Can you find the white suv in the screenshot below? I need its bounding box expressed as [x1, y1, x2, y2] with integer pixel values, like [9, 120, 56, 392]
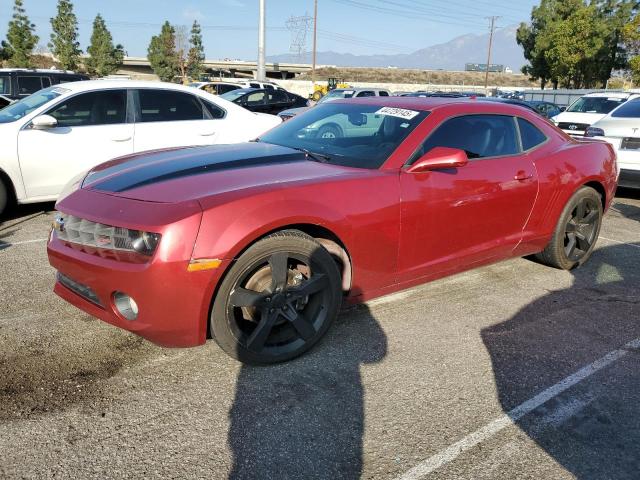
[586, 98, 640, 189]
[551, 92, 640, 137]
[0, 80, 281, 215]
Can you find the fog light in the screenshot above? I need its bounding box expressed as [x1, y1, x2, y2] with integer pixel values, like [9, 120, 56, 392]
[113, 291, 138, 321]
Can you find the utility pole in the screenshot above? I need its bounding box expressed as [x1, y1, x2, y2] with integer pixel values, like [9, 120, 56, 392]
[257, 0, 266, 81]
[312, 0, 318, 86]
[484, 16, 500, 93]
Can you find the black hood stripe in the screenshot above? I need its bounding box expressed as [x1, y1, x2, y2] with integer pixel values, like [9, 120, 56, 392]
[96, 154, 305, 193]
[86, 143, 306, 193]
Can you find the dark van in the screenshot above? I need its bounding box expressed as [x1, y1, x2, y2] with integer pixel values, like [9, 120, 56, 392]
[0, 69, 89, 108]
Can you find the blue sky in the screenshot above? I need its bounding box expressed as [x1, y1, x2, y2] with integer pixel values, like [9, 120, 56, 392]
[0, 0, 539, 60]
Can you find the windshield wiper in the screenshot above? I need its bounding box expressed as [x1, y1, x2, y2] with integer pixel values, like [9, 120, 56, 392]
[291, 147, 332, 163]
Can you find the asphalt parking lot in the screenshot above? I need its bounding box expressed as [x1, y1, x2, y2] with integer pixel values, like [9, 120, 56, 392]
[1, 191, 639, 480]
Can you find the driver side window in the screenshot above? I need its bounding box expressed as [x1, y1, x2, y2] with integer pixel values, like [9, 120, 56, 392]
[413, 114, 519, 162]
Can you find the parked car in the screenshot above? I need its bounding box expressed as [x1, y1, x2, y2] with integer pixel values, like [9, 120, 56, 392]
[586, 97, 640, 189]
[0, 80, 281, 216]
[528, 100, 563, 119]
[220, 88, 309, 115]
[189, 81, 242, 95]
[0, 68, 89, 108]
[278, 88, 391, 120]
[237, 80, 287, 91]
[481, 97, 541, 115]
[48, 97, 617, 364]
[551, 92, 639, 137]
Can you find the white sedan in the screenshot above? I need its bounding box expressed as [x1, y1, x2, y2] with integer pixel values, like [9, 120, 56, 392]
[0, 80, 281, 215]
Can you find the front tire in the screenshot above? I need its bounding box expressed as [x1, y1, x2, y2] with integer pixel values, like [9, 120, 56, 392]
[317, 123, 343, 139]
[210, 230, 342, 364]
[536, 186, 603, 270]
[0, 180, 8, 217]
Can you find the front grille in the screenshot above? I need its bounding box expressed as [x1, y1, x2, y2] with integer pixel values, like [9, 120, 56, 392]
[57, 272, 103, 307]
[56, 215, 137, 251]
[621, 137, 640, 150]
[558, 122, 590, 133]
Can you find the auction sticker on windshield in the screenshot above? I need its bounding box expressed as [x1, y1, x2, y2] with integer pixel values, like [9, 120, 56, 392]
[375, 107, 419, 120]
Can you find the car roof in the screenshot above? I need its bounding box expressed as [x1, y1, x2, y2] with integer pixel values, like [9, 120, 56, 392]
[50, 79, 212, 93]
[582, 92, 638, 98]
[331, 96, 540, 113]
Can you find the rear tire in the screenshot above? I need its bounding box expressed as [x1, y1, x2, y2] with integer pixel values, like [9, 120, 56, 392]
[536, 186, 603, 270]
[317, 123, 343, 139]
[210, 230, 342, 364]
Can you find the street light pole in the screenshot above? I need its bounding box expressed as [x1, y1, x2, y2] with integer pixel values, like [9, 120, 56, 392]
[312, 0, 318, 86]
[257, 0, 266, 81]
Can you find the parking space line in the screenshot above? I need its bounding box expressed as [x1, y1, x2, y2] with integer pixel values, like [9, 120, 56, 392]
[0, 238, 48, 250]
[599, 236, 640, 250]
[395, 337, 640, 480]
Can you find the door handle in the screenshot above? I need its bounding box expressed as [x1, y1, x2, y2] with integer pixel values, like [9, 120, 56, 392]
[199, 131, 216, 137]
[514, 171, 533, 181]
[111, 136, 132, 142]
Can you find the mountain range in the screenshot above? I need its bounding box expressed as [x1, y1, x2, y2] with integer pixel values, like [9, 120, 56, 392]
[267, 25, 527, 71]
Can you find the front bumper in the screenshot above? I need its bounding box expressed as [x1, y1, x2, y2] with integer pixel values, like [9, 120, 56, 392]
[48, 233, 230, 347]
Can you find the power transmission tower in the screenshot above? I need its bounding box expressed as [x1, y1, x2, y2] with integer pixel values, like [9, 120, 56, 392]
[285, 13, 313, 61]
[484, 16, 500, 92]
[312, 0, 318, 85]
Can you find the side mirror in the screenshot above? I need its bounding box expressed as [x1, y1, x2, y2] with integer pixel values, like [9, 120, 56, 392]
[348, 113, 367, 126]
[406, 147, 468, 173]
[31, 114, 58, 129]
[559, 106, 566, 112]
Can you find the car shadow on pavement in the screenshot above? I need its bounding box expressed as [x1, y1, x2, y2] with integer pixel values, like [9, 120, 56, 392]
[482, 242, 640, 478]
[227, 303, 387, 480]
[0, 202, 55, 227]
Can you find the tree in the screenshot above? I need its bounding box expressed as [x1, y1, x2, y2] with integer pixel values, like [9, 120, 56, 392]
[2, 0, 39, 68]
[623, 13, 640, 84]
[517, 0, 634, 89]
[49, 0, 81, 70]
[543, 5, 607, 88]
[175, 25, 189, 83]
[148, 21, 179, 82]
[86, 14, 124, 77]
[187, 20, 205, 80]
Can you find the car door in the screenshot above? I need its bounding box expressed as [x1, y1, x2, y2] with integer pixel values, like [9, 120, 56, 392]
[397, 114, 539, 282]
[241, 91, 269, 113]
[17, 88, 133, 198]
[268, 90, 291, 114]
[132, 88, 226, 152]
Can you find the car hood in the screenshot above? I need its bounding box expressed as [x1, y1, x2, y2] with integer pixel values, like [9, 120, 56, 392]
[553, 111, 607, 125]
[82, 142, 362, 204]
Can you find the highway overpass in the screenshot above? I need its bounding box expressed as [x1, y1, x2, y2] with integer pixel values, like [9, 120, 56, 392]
[118, 57, 314, 80]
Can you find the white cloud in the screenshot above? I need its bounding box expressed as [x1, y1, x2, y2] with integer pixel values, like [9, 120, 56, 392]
[182, 7, 205, 22]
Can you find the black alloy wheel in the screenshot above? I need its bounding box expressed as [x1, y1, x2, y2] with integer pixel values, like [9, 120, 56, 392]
[211, 230, 342, 364]
[563, 196, 600, 262]
[536, 186, 603, 270]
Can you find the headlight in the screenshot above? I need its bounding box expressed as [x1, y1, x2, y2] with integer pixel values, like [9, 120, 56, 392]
[585, 127, 605, 138]
[53, 213, 162, 257]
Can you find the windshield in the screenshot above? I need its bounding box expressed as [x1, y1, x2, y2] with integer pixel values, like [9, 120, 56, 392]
[566, 96, 627, 114]
[0, 87, 65, 124]
[317, 90, 356, 104]
[611, 98, 640, 118]
[220, 90, 248, 102]
[259, 103, 429, 169]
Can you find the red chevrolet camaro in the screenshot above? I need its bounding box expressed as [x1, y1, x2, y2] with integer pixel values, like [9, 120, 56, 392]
[47, 97, 617, 363]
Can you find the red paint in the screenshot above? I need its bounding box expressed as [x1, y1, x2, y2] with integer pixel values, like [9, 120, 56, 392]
[48, 98, 618, 347]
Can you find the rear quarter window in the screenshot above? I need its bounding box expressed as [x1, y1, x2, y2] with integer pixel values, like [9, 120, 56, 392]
[518, 118, 547, 151]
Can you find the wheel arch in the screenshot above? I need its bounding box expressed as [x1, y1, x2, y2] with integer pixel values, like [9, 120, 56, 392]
[0, 167, 17, 207]
[583, 180, 606, 210]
